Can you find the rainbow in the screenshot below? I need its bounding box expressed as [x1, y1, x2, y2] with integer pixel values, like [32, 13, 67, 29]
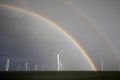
[65, 0, 120, 60]
[0, 3, 97, 70]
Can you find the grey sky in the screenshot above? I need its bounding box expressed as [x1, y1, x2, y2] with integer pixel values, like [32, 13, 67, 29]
[0, 0, 120, 71]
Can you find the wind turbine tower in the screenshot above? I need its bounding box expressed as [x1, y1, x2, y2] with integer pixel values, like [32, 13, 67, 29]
[5, 57, 10, 71]
[57, 49, 63, 71]
[35, 64, 38, 71]
[42, 65, 44, 71]
[59, 60, 64, 70]
[18, 65, 21, 71]
[101, 61, 104, 71]
[25, 62, 28, 71]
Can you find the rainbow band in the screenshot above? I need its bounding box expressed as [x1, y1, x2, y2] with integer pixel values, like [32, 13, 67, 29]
[0, 3, 97, 70]
[65, 0, 120, 60]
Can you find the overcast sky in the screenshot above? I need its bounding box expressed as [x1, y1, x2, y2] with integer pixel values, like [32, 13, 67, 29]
[0, 0, 120, 71]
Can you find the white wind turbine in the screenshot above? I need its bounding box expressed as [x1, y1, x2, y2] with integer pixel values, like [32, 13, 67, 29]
[57, 49, 63, 71]
[5, 57, 10, 71]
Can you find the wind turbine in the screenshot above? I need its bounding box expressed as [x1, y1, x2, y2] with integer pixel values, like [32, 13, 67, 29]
[35, 64, 38, 71]
[25, 62, 28, 71]
[42, 65, 44, 71]
[101, 61, 104, 71]
[57, 49, 63, 71]
[18, 65, 21, 71]
[59, 60, 64, 70]
[5, 57, 10, 71]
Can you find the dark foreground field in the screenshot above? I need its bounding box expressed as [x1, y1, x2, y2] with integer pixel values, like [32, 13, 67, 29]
[0, 71, 120, 80]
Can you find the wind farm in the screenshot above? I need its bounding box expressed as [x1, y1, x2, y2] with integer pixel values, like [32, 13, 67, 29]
[0, 0, 120, 79]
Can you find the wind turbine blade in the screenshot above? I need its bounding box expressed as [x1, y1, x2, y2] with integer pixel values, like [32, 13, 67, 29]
[58, 49, 63, 55]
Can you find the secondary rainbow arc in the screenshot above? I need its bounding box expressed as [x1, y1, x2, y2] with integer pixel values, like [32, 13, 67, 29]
[65, 0, 120, 60]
